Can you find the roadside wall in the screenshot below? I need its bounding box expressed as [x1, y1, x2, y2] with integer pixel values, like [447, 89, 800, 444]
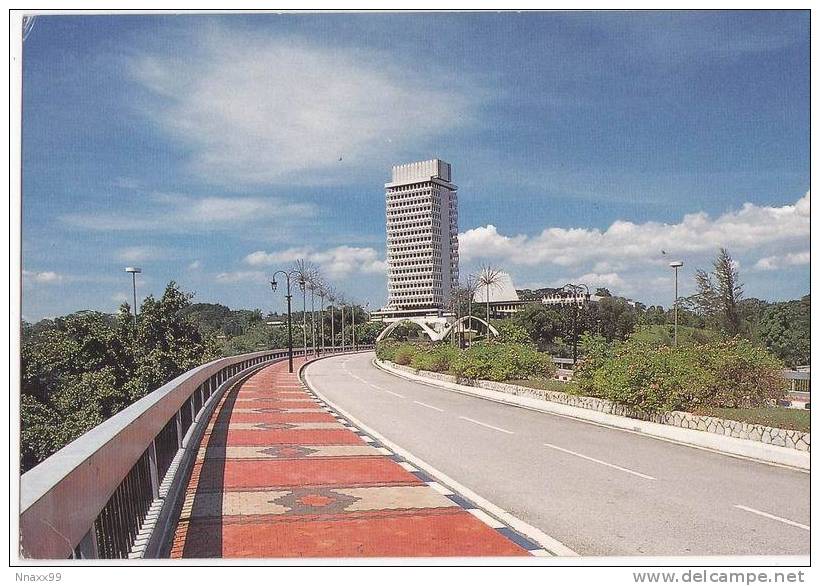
[378, 360, 810, 453]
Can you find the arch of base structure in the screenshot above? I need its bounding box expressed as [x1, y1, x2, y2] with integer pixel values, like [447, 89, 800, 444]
[375, 318, 444, 342]
[439, 315, 499, 341]
[375, 315, 499, 343]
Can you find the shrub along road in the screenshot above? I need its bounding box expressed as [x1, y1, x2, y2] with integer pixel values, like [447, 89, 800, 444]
[304, 352, 809, 557]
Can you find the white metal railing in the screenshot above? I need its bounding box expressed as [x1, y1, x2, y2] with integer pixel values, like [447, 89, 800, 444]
[19, 344, 377, 560]
[19, 347, 303, 559]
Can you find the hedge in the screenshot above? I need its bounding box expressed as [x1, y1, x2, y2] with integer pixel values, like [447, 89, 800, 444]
[574, 335, 786, 412]
[375, 340, 556, 381]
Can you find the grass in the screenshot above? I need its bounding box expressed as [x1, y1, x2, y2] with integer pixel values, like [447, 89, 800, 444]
[692, 406, 810, 433]
[507, 378, 580, 395]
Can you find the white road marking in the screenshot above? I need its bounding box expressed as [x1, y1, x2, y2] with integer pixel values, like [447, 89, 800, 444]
[468, 508, 505, 528]
[428, 481, 454, 496]
[459, 416, 514, 435]
[413, 400, 444, 412]
[384, 389, 406, 398]
[303, 366, 576, 556]
[543, 442, 656, 480]
[734, 505, 809, 531]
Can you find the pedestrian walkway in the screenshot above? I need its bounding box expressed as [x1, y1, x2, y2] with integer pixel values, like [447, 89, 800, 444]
[169, 357, 539, 558]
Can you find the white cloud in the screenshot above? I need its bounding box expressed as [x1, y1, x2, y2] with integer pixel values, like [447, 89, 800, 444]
[460, 192, 810, 268]
[61, 192, 314, 232]
[187, 260, 202, 270]
[115, 245, 170, 262]
[22, 270, 63, 284]
[754, 251, 810, 271]
[130, 26, 477, 185]
[244, 246, 387, 278]
[215, 270, 267, 284]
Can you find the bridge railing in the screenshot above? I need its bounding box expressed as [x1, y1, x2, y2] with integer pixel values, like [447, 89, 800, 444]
[19, 345, 375, 560]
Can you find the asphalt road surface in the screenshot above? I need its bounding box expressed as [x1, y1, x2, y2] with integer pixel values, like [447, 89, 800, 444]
[304, 352, 810, 557]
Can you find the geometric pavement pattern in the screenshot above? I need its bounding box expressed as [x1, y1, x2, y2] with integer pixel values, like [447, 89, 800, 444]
[169, 356, 549, 557]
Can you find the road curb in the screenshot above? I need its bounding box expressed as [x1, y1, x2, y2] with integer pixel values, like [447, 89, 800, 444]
[373, 359, 810, 472]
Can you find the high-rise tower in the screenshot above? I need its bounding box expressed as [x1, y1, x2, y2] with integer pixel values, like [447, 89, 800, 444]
[384, 159, 459, 312]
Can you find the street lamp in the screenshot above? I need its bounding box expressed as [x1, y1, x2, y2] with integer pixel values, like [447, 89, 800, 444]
[669, 261, 684, 347]
[560, 283, 589, 366]
[351, 299, 357, 351]
[124, 267, 142, 328]
[271, 270, 296, 373]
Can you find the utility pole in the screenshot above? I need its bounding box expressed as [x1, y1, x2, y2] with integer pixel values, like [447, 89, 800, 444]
[669, 261, 684, 347]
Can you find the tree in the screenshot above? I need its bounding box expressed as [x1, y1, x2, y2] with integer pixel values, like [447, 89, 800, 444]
[691, 248, 743, 335]
[494, 320, 530, 344]
[20, 282, 218, 472]
[476, 265, 503, 329]
[758, 295, 810, 367]
[511, 304, 564, 350]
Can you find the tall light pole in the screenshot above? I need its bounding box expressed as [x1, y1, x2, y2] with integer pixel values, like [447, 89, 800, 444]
[328, 290, 336, 353]
[124, 267, 142, 328]
[318, 285, 327, 356]
[669, 261, 684, 347]
[271, 270, 296, 373]
[561, 283, 589, 365]
[340, 298, 346, 353]
[351, 300, 357, 351]
[308, 280, 317, 357]
[298, 275, 308, 358]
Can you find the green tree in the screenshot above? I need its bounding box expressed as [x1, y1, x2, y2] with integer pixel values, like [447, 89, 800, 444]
[493, 320, 531, 344]
[511, 304, 564, 350]
[758, 295, 810, 367]
[691, 248, 743, 335]
[20, 282, 219, 472]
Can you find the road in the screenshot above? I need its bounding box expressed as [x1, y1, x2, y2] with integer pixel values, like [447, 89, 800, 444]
[304, 352, 810, 557]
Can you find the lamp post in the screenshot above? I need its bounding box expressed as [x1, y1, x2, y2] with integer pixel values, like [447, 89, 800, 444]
[561, 283, 589, 365]
[318, 285, 327, 356]
[340, 298, 346, 353]
[669, 261, 684, 347]
[351, 300, 357, 351]
[297, 274, 308, 359]
[271, 270, 296, 373]
[328, 291, 336, 353]
[308, 280, 317, 357]
[124, 267, 142, 328]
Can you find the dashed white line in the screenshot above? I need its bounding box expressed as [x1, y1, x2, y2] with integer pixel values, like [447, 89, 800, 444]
[543, 443, 656, 480]
[459, 416, 514, 435]
[383, 389, 406, 398]
[734, 505, 809, 531]
[413, 400, 444, 412]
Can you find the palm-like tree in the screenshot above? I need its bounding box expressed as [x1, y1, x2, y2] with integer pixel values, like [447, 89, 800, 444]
[316, 281, 328, 354]
[336, 293, 347, 351]
[292, 259, 317, 357]
[462, 275, 480, 344]
[476, 264, 503, 337]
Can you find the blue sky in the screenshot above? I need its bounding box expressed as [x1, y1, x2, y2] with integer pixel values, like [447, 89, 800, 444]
[21, 11, 809, 321]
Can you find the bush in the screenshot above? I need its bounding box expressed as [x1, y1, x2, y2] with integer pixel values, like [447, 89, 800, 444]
[410, 344, 459, 373]
[575, 337, 786, 412]
[450, 342, 556, 382]
[392, 343, 418, 366]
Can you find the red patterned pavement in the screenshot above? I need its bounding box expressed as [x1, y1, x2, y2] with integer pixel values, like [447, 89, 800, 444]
[169, 357, 534, 558]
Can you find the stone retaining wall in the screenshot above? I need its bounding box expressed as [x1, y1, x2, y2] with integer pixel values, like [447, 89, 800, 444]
[379, 360, 810, 453]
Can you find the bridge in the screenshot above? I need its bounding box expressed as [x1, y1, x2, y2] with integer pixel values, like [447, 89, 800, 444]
[19, 347, 810, 559]
[19, 346, 542, 559]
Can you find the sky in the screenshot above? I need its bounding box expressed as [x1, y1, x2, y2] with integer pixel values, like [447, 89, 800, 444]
[20, 11, 810, 321]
